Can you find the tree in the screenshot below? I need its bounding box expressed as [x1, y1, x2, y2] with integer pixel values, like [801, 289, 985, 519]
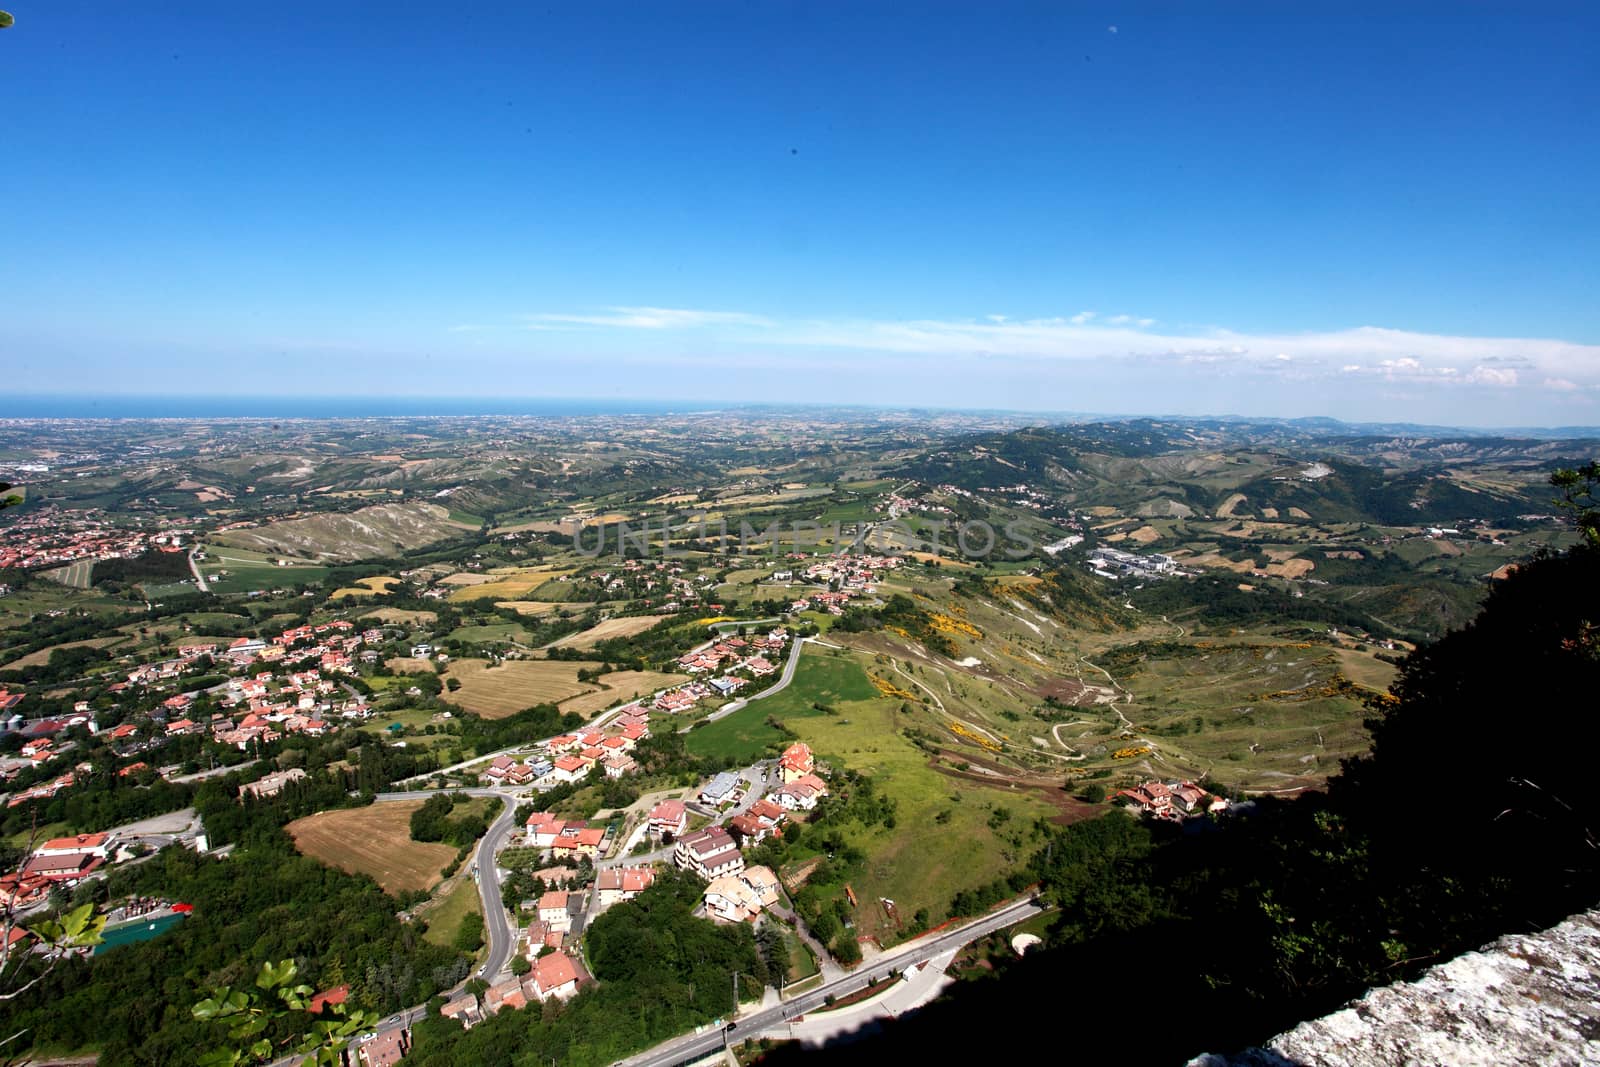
[0, 902, 105, 1003]
[191, 958, 377, 1067]
[510, 954, 531, 977]
[1551, 460, 1600, 546]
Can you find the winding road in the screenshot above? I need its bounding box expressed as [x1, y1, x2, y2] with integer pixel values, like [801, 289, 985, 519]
[372, 787, 520, 980]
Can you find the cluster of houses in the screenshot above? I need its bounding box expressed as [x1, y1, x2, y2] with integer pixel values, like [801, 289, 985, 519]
[655, 628, 788, 711]
[523, 811, 610, 861]
[0, 832, 116, 908]
[879, 490, 956, 521]
[788, 589, 856, 615]
[0, 506, 194, 571]
[442, 949, 585, 1028]
[1, 620, 392, 814]
[798, 553, 899, 591]
[483, 712, 651, 788]
[1116, 779, 1229, 820]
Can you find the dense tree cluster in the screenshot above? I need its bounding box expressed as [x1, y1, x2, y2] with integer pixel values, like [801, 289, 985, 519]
[408, 792, 489, 847]
[0, 835, 466, 1065]
[408, 870, 763, 1067]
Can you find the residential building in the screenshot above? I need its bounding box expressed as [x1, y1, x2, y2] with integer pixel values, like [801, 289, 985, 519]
[699, 771, 740, 805]
[675, 827, 744, 879]
[347, 1027, 410, 1067]
[594, 866, 655, 910]
[239, 767, 308, 800]
[538, 890, 572, 932]
[647, 799, 688, 838]
[529, 950, 579, 1001]
[778, 741, 814, 782]
[34, 832, 113, 859]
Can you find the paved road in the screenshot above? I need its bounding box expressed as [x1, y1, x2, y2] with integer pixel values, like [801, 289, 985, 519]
[373, 787, 520, 980]
[619, 896, 1043, 1067]
[188, 548, 209, 593]
[680, 635, 810, 734]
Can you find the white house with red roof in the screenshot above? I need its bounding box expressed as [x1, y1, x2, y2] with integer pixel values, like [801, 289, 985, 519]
[778, 742, 814, 783]
[529, 951, 579, 1001]
[537, 890, 571, 931]
[34, 832, 113, 859]
[647, 799, 688, 838]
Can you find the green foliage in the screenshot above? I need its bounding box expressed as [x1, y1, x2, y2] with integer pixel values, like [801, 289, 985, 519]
[1551, 459, 1600, 546]
[0, 834, 467, 1063]
[409, 792, 489, 847]
[192, 958, 378, 1066]
[451, 911, 485, 954]
[409, 869, 763, 1067]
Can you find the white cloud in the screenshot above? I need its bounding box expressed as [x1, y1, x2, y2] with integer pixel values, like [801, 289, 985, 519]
[1466, 366, 1518, 387]
[524, 306, 774, 331]
[507, 304, 1600, 399]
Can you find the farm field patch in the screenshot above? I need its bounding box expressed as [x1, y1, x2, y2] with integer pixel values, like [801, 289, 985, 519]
[557, 669, 688, 718]
[286, 801, 459, 895]
[446, 566, 576, 602]
[330, 575, 400, 599]
[362, 607, 438, 626]
[0, 636, 127, 671]
[443, 657, 604, 718]
[544, 614, 671, 650]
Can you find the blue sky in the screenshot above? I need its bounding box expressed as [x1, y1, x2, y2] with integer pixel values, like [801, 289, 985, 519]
[3, 2, 1597, 425]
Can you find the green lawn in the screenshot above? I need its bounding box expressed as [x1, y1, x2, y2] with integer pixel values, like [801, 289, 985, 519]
[199, 544, 330, 593]
[684, 652, 878, 763]
[692, 645, 1053, 947]
[420, 875, 482, 950]
[448, 622, 532, 644]
[786, 682, 1054, 946]
[775, 919, 819, 982]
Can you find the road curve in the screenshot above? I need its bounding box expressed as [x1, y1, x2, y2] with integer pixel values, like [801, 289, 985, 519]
[679, 634, 811, 734]
[372, 788, 520, 981]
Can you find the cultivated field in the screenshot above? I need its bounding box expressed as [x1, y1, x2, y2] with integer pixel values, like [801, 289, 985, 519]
[544, 614, 671, 650]
[557, 669, 688, 718]
[493, 601, 572, 616]
[41, 560, 95, 589]
[330, 575, 401, 599]
[286, 801, 459, 895]
[444, 657, 605, 718]
[0, 636, 127, 671]
[198, 544, 331, 593]
[446, 566, 575, 603]
[362, 607, 438, 625]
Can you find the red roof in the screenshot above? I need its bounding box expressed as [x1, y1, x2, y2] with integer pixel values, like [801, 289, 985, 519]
[308, 985, 349, 1014]
[38, 832, 108, 853]
[533, 951, 578, 994]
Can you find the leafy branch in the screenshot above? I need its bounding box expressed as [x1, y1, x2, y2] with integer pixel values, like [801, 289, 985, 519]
[192, 959, 378, 1067]
[0, 902, 106, 1003]
[1551, 460, 1600, 547]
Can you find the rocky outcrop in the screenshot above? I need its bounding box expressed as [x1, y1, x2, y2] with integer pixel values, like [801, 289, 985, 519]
[1191, 910, 1600, 1067]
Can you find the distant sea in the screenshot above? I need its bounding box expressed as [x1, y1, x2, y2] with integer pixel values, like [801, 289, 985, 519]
[2, 395, 732, 419]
